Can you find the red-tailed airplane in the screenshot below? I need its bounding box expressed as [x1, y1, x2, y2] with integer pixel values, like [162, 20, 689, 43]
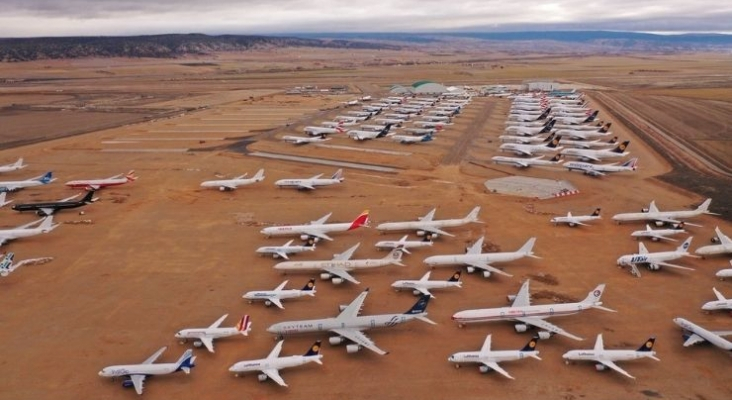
[65, 171, 137, 190]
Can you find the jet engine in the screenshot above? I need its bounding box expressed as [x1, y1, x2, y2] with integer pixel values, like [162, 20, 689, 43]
[537, 331, 552, 340]
[331, 277, 344, 285]
[482, 271, 491, 278]
[319, 273, 332, 281]
[654, 221, 665, 227]
[258, 373, 269, 382]
[412, 290, 421, 296]
[346, 344, 361, 353]
[264, 300, 273, 307]
[514, 324, 528, 333]
[329, 336, 346, 345]
[301, 235, 319, 244]
[595, 364, 607, 372]
[466, 266, 476, 274]
[479, 365, 491, 373]
[193, 341, 203, 348]
[122, 380, 135, 388]
[641, 208, 649, 213]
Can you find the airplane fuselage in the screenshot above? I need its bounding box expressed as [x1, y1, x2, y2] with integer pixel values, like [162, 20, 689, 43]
[673, 317, 732, 351]
[424, 252, 525, 268]
[391, 280, 460, 291]
[616, 251, 686, 266]
[274, 178, 340, 189]
[695, 244, 732, 257]
[274, 257, 398, 272]
[229, 355, 322, 374]
[612, 210, 704, 224]
[243, 289, 312, 302]
[267, 313, 423, 336]
[0, 180, 45, 191]
[66, 178, 129, 189]
[374, 240, 433, 251]
[562, 350, 656, 363]
[200, 178, 259, 189]
[561, 148, 627, 160]
[376, 218, 470, 234]
[260, 222, 352, 238]
[449, 350, 539, 364]
[98, 362, 181, 378]
[630, 228, 686, 241]
[564, 161, 633, 174]
[255, 245, 314, 257]
[452, 302, 598, 325]
[701, 299, 732, 311]
[492, 156, 560, 168]
[11, 200, 86, 213]
[175, 327, 242, 341]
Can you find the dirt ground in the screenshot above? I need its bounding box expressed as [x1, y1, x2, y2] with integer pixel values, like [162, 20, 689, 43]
[0, 51, 730, 400]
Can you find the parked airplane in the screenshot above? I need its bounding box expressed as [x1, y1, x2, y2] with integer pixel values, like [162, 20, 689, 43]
[550, 208, 601, 227]
[228, 340, 323, 386]
[0, 172, 54, 192]
[273, 243, 403, 285]
[631, 224, 687, 242]
[701, 287, 732, 313]
[556, 122, 612, 140]
[256, 239, 316, 259]
[404, 127, 440, 136]
[564, 158, 638, 176]
[554, 110, 599, 125]
[448, 335, 541, 379]
[562, 334, 659, 379]
[347, 125, 393, 141]
[616, 237, 697, 277]
[0, 216, 58, 246]
[0, 158, 27, 173]
[451, 280, 615, 340]
[11, 190, 97, 216]
[175, 315, 251, 353]
[274, 169, 344, 190]
[491, 154, 562, 168]
[375, 206, 481, 240]
[695, 227, 732, 258]
[390, 132, 433, 144]
[716, 260, 732, 280]
[243, 279, 316, 309]
[391, 270, 462, 297]
[499, 134, 563, 157]
[0, 252, 53, 277]
[98, 347, 195, 395]
[560, 136, 617, 149]
[561, 141, 630, 162]
[424, 237, 538, 278]
[266, 288, 435, 355]
[413, 120, 450, 128]
[504, 120, 555, 136]
[0, 193, 12, 208]
[612, 198, 716, 227]
[260, 210, 369, 243]
[672, 317, 732, 351]
[282, 134, 330, 145]
[374, 234, 433, 254]
[66, 171, 136, 190]
[200, 169, 264, 191]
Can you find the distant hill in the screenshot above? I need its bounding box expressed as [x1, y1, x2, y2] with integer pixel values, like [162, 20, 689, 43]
[0, 34, 401, 62]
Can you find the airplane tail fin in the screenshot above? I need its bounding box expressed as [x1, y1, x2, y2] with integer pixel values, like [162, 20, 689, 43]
[608, 136, 618, 144]
[535, 108, 550, 121]
[549, 154, 562, 162]
[336, 126, 345, 134]
[331, 168, 344, 181]
[302, 278, 317, 293]
[175, 349, 196, 374]
[405, 294, 431, 315]
[125, 170, 138, 182]
[599, 122, 612, 133]
[621, 158, 638, 170]
[637, 337, 656, 352]
[253, 169, 265, 181]
[539, 119, 555, 133]
[697, 198, 713, 213]
[304, 341, 323, 362]
[236, 315, 252, 336]
[465, 206, 481, 222]
[14, 158, 25, 168]
[518, 237, 539, 258]
[591, 208, 601, 217]
[581, 284, 615, 312]
[546, 136, 562, 149]
[583, 110, 599, 122]
[542, 132, 556, 143]
[448, 270, 462, 283]
[385, 248, 404, 266]
[347, 210, 370, 231]
[611, 141, 630, 154]
[81, 190, 96, 204]
[38, 172, 54, 184]
[677, 236, 693, 253]
[423, 133, 433, 142]
[520, 336, 541, 359]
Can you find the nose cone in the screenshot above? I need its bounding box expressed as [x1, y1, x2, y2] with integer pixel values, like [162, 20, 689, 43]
[701, 302, 716, 311]
[447, 355, 456, 362]
[174, 332, 183, 338]
[616, 257, 625, 266]
[266, 325, 277, 334]
[98, 369, 107, 377]
[561, 352, 570, 359]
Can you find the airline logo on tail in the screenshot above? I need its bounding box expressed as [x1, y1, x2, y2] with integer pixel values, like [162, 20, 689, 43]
[236, 315, 251, 334]
[348, 210, 370, 231]
[639, 338, 656, 352]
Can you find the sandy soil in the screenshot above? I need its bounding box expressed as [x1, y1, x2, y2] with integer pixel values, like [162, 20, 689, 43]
[0, 52, 730, 400]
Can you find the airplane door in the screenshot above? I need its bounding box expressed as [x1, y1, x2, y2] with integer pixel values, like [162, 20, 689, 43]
[318, 323, 323, 330]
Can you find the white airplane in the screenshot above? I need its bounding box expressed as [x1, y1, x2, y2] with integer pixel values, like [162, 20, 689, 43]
[273, 243, 403, 285]
[560, 140, 630, 162]
[256, 239, 316, 259]
[562, 334, 659, 379]
[424, 237, 539, 279]
[0, 158, 27, 173]
[413, 120, 450, 128]
[553, 110, 599, 125]
[0, 192, 12, 208]
[243, 279, 316, 309]
[65, 171, 136, 190]
[672, 317, 732, 351]
[403, 127, 440, 135]
[260, 210, 369, 243]
[0, 172, 54, 192]
[0, 252, 53, 277]
[321, 121, 355, 128]
[266, 288, 435, 355]
[346, 125, 393, 141]
[282, 134, 330, 145]
[560, 136, 618, 149]
[451, 280, 615, 340]
[716, 260, 732, 280]
[390, 132, 433, 144]
[374, 234, 433, 254]
[200, 169, 264, 191]
[274, 169, 344, 190]
[702, 287, 732, 312]
[564, 158, 638, 177]
[551, 208, 601, 227]
[498, 134, 563, 157]
[448, 335, 541, 379]
[374, 118, 404, 126]
[695, 227, 732, 258]
[174, 315, 251, 353]
[375, 206, 481, 240]
[303, 126, 344, 136]
[504, 120, 555, 136]
[616, 237, 697, 277]
[391, 270, 462, 298]
[228, 340, 323, 387]
[556, 123, 612, 140]
[0, 216, 59, 246]
[98, 347, 195, 395]
[631, 224, 687, 242]
[491, 154, 563, 168]
[612, 198, 716, 227]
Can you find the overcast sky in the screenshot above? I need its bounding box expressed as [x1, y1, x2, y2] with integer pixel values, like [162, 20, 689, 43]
[2, 1, 730, 37]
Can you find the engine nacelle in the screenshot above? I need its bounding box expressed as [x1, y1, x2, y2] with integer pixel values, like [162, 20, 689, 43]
[712, 237, 721, 244]
[412, 290, 421, 296]
[193, 341, 203, 348]
[648, 264, 660, 271]
[346, 344, 361, 353]
[482, 271, 492, 278]
[479, 365, 491, 374]
[329, 336, 346, 345]
[568, 222, 577, 227]
[595, 364, 607, 372]
[320, 272, 332, 281]
[301, 235, 320, 244]
[466, 266, 476, 274]
[258, 373, 268, 382]
[122, 380, 134, 388]
[416, 230, 426, 237]
[331, 277, 344, 285]
[641, 208, 649, 213]
[514, 324, 528, 333]
[537, 331, 552, 340]
[654, 221, 665, 227]
[507, 295, 517, 302]
[264, 300, 272, 307]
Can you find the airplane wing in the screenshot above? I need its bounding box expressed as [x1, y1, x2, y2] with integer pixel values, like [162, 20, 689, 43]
[415, 287, 433, 297]
[308, 173, 324, 180]
[682, 333, 706, 347]
[467, 237, 485, 255]
[298, 183, 316, 190]
[130, 374, 147, 395]
[597, 359, 635, 379]
[465, 260, 513, 277]
[310, 213, 332, 225]
[419, 226, 455, 237]
[300, 229, 333, 241]
[220, 184, 237, 190]
[482, 361, 514, 380]
[419, 208, 437, 222]
[267, 340, 285, 359]
[199, 337, 215, 353]
[276, 251, 289, 260]
[322, 267, 360, 284]
[261, 369, 288, 387]
[479, 335, 492, 354]
[653, 261, 695, 271]
[333, 243, 360, 261]
[330, 328, 388, 355]
[38, 208, 55, 216]
[514, 317, 583, 341]
[571, 220, 590, 226]
[270, 298, 285, 309]
[106, 173, 124, 180]
[86, 184, 101, 190]
[59, 193, 81, 202]
[579, 154, 601, 162]
[651, 234, 677, 242]
[511, 281, 532, 307]
[208, 314, 228, 329]
[142, 346, 167, 364]
[336, 290, 369, 319]
[513, 148, 535, 157]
